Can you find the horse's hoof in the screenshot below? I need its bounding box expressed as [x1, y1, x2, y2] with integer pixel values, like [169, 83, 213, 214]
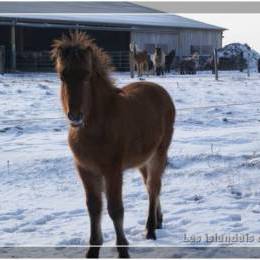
[86, 247, 100, 258]
[157, 222, 163, 229]
[118, 247, 130, 258]
[157, 215, 163, 229]
[146, 230, 157, 240]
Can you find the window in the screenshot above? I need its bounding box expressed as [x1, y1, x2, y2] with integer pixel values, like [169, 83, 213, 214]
[145, 44, 169, 54]
[157, 44, 168, 54]
[191, 45, 200, 55]
[201, 45, 213, 55]
[144, 44, 155, 54]
[191, 45, 213, 55]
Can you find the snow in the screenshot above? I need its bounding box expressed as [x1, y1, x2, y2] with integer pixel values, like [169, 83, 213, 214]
[1, 71, 260, 257]
[218, 43, 260, 70]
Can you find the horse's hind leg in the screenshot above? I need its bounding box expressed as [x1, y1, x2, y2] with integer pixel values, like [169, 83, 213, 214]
[140, 165, 163, 231]
[141, 150, 167, 240]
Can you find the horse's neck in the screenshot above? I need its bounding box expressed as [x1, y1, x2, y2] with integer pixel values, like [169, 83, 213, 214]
[88, 73, 115, 122]
[133, 45, 137, 56]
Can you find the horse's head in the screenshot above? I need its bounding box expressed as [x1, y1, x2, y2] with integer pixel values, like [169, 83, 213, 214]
[155, 47, 160, 54]
[191, 52, 199, 60]
[51, 32, 93, 128]
[129, 42, 136, 53]
[169, 49, 176, 57]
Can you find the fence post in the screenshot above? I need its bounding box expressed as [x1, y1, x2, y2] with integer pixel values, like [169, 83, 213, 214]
[0, 46, 5, 74]
[247, 52, 250, 77]
[213, 48, 219, 80]
[11, 20, 16, 72]
[129, 51, 134, 78]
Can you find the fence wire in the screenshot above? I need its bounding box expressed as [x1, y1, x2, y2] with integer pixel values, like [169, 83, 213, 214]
[1, 100, 260, 126]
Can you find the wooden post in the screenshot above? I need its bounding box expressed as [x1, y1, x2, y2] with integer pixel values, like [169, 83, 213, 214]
[11, 20, 16, 72]
[129, 43, 134, 78]
[213, 48, 218, 80]
[0, 46, 5, 74]
[247, 52, 250, 77]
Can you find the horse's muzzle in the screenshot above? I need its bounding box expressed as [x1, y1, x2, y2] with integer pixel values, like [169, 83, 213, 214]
[69, 119, 84, 128]
[67, 112, 84, 128]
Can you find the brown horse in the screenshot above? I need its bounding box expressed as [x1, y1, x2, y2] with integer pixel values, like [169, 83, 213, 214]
[51, 32, 175, 258]
[129, 43, 148, 78]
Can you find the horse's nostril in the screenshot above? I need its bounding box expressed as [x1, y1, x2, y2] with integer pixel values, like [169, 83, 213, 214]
[67, 112, 73, 121]
[68, 112, 83, 122]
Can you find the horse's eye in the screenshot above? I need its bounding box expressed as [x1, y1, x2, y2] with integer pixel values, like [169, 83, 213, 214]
[60, 71, 69, 81]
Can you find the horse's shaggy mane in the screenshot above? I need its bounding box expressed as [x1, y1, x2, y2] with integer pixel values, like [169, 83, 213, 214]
[51, 31, 114, 74]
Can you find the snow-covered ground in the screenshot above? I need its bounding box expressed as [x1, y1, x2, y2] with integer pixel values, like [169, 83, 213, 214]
[1, 71, 260, 257]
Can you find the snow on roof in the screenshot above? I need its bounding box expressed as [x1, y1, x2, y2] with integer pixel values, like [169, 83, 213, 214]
[0, 13, 225, 31]
[0, 2, 159, 14]
[0, 2, 225, 31]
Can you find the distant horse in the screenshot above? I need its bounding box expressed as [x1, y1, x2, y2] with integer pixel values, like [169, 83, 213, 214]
[202, 54, 221, 73]
[151, 47, 166, 76]
[129, 42, 148, 78]
[202, 56, 214, 71]
[51, 32, 175, 258]
[179, 52, 199, 74]
[165, 50, 176, 73]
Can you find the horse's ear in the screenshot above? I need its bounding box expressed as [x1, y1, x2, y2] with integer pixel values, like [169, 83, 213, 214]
[86, 46, 93, 54]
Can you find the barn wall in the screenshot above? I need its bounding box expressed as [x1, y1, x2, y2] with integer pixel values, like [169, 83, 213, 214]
[131, 29, 222, 57]
[179, 29, 222, 57]
[131, 31, 179, 55]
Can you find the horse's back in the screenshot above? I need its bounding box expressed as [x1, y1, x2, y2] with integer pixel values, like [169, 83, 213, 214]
[120, 81, 175, 133]
[122, 82, 174, 112]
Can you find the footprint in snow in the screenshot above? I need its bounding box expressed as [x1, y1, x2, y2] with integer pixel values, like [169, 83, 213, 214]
[38, 84, 50, 90]
[186, 195, 204, 202]
[34, 214, 55, 225]
[228, 186, 242, 199]
[20, 227, 37, 233]
[2, 227, 19, 233]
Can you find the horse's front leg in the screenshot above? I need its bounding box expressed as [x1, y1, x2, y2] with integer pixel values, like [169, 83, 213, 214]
[137, 64, 141, 77]
[104, 172, 129, 258]
[77, 166, 103, 258]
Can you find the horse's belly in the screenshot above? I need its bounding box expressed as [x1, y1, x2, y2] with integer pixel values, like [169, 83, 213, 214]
[122, 151, 154, 169]
[122, 135, 161, 169]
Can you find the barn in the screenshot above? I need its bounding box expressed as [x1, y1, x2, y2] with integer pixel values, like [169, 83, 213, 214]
[0, 2, 225, 72]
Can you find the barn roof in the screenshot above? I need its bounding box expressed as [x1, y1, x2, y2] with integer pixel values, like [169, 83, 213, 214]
[0, 2, 225, 31]
[0, 2, 159, 14]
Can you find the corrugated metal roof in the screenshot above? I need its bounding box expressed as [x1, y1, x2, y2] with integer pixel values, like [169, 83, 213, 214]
[0, 2, 225, 31]
[0, 2, 160, 13]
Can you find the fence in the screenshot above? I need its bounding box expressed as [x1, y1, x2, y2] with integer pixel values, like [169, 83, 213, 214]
[16, 50, 130, 72]
[12, 49, 260, 78]
[108, 51, 129, 71]
[2, 100, 260, 126]
[16, 51, 53, 72]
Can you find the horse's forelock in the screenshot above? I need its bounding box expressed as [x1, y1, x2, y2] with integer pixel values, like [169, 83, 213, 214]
[52, 31, 113, 74]
[51, 31, 91, 60]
